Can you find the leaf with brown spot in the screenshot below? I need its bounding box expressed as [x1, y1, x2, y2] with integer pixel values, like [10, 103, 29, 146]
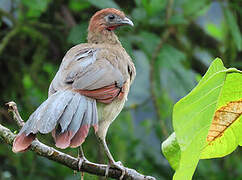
[201, 70, 242, 159]
[207, 100, 242, 142]
[162, 58, 242, 180]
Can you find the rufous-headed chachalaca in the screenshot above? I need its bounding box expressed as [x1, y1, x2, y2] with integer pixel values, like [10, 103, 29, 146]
[12, 8, 136, 179]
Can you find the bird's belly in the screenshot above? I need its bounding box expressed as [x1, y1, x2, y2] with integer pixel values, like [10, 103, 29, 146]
[96, 79, 130, 139]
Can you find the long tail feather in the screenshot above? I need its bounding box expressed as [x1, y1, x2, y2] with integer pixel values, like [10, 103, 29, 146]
[54, 96, 87, 148]
[12, 133, 36, 153]
[54, 130, 73, 149]
[58, 93, 81, 132]
[38, 90, 74, 134]
[70, 125, 90, 148]
[91, 100, 98, 132]
[69, 99, 93, 147]
[12, 90, 99, 153]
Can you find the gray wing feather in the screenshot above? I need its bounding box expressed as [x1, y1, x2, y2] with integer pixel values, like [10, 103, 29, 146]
[38, 90, 74, 134]
[91, 100, 98, 125]
[23, 91, 67, 135]
[67, 96, 87, 135]
[71, 59, 124, 90]
[50, 47, 125, 93]
[59, 93, 81, 133]
[81, 98, 93, 126]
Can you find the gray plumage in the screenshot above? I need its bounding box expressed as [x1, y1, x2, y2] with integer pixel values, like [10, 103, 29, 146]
[21, 90, 73, 135]
[71, 59, 124, 90]
[20, 90, 97, 140]
[58, 93, 82, 133]
[66, 95, 87, 135]
[39, 90, 74, 134]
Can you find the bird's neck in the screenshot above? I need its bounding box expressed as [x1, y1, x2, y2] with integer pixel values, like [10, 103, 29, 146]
[87, 30, 121, 45]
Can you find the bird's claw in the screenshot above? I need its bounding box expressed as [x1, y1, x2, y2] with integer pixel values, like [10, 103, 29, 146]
[105, 161, 126, 180]
[78, 156, 89, 171]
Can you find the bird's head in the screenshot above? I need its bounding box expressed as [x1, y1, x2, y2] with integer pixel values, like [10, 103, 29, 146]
[88, 8, 134, 33]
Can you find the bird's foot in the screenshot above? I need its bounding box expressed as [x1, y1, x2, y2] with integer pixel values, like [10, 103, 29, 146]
[105, 161, 126, 180]
[78, 156, 89, 171]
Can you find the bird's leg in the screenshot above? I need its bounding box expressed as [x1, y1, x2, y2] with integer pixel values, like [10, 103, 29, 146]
[99, 138, 126, 180]
[78, 146, 89, 171]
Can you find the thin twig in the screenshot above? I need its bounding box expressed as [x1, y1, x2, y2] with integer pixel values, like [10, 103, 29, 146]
[0, 27, 19, 56]
[166, 0, 174, 22]
[149, 30, 170, 137]
[60, 5, 76, 28]
[5, 101, 25, 127]
[27, 21, 65, 30]
[1, 102, 156, 180]
[149, 0, 175, 137]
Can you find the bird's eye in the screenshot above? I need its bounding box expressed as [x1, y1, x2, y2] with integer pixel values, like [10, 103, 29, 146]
[108, 14, 115, 20]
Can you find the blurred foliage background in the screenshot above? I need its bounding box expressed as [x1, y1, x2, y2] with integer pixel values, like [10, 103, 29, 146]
[0, 0, 242, 179]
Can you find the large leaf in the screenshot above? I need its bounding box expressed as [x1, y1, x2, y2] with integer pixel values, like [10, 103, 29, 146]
[162, 58, 242, 180]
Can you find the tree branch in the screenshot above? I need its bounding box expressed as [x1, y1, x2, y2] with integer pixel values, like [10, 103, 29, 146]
[0, 8, 17, 26]
[149, 0, 175, 137]
[149, 30, 170, 137]
[60, 5, 76, 28]
[0, 102, 156, 180]
[0, 27, 19, 56]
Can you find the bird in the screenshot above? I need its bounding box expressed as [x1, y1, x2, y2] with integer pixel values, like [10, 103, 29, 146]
[12, 8, 136, 179]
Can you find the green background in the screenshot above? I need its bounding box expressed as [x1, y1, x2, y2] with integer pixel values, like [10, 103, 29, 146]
[0, 0, 241, 179]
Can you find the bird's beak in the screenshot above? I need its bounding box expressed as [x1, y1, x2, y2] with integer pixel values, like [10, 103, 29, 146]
[120, 17, 134, 27]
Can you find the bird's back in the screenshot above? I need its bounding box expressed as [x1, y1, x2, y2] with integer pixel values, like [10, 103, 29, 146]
[49, 43, 135, 97]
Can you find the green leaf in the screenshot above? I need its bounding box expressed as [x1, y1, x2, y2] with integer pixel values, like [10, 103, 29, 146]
[182, 0, 210, 18]
[200, 71, 242, 158]
[22, 0, 50, 18]
[162, 58, 242, 180]
[142, 0, 167, 16]
[67, 23, 88, 44]
[205, 23, 223, 41]
[131, 7, 147, 23]
[23, 74, 33, 89]
[135, 31, 160, 57]
[161, 132, 181, 170]
[224, 8, 242, 51]
[158, 44, 185, 68]
[159, 44, 197, 99]
[134, 0, 142, 7]
[86, 0, 120, 9]
[68, 0, 90, 12]
[169, 14, 188, 25]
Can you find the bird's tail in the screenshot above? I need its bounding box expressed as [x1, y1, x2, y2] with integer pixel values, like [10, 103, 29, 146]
[12, 90, 98, 152]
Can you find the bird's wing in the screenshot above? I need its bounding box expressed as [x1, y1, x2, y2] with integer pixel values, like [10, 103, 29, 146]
[49, 47, 126, 103]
